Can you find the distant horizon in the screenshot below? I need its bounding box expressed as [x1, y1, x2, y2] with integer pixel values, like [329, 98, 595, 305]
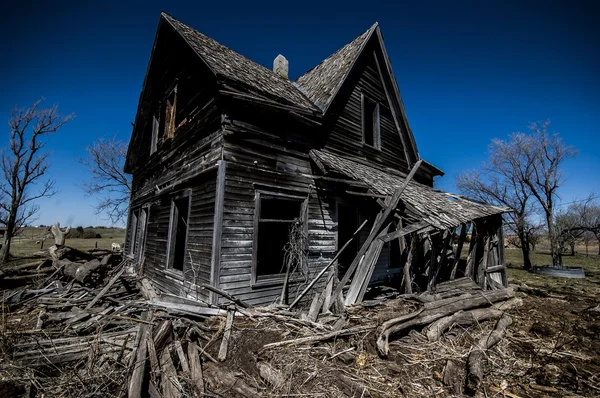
[1, 0, 598, 227]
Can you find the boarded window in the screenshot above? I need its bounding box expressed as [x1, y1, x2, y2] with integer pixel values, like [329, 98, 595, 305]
[362, 95, 380, 149]
[253, 194, 304, 281]
[167, 194, 190, 271]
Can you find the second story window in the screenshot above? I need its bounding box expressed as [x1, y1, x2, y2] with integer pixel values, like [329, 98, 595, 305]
[150, 111, 159, 155]
[362, 94, 380, 149]
[164, 87, 177, 139]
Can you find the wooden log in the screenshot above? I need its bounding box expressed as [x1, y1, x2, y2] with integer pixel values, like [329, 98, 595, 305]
[377, 288, 514, 356]
[327, 161, 422, 311]
[288, 218, 369, 309]
[187, 339, 205, 395]
[217, 306, 235, 361]
[201, 283, 250, 308]
[425, 298, 522, 341]
[466, 314, 512, 393]
[51, 221, 71, 245]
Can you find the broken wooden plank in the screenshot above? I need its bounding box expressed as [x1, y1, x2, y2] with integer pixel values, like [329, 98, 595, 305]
[289, 218, 369, 309]
[128, 311, 151, 398]
[174, 340, 189, 372]
[159, 347, 181, 398]
[450, 223, 467, 280]
[86, 266, 125, 310]
[217, 306, 235, 361]
[262, 325, 375, 350]
[187, 339, 205, 395]
[380, 221, 429, 243]
[328, 160, 422, 311]
[201, 284, 250, 308]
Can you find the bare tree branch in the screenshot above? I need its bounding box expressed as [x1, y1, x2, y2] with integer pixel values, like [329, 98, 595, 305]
[0, 99, 73, 264]
[79, 137, 131, 225]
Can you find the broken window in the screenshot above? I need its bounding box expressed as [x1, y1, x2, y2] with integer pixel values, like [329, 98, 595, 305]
[253, 193, 304, 282]
[163, 87, 177, 139]
[362, 94, 380, 149]
[167, 192, 190, 271]
[136, 207, 149, 261]
[150, 112, 159, 155]
[129, 209, 139, 256]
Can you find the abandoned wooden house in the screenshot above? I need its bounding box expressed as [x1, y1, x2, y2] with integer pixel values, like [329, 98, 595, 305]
[124, 12, 509, 307]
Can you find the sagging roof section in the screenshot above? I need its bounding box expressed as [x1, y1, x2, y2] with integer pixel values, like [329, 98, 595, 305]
[295, 23, 378, 111]
[310, 149, 509, 230]
[162, 13, 319, 112]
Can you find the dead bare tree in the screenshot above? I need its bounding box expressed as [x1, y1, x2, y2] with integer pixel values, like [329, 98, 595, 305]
[80, 137, 131, 225]
[489, 120, 577, 266]
[457, 155, 539, 269]
[0, 100, 73, 264]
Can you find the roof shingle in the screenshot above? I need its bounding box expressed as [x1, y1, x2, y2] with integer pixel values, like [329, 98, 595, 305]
[310, 149, 509, 229]
[162, 13, 319, 111]
[295, 24, 377, 111]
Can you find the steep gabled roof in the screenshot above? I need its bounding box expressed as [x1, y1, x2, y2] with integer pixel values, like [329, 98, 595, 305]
[162, 13, 319, 112]
[295, 24, 377, 111]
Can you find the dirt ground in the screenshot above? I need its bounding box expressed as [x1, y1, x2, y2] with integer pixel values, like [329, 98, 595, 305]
[0, 248, 598, 397]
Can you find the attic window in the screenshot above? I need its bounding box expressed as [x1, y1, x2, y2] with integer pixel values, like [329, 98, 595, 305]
[252, 193, 305, 284]
[150, 112, 159, 155]
[163, 87, 177, 139]
[362, 94, 380, 149]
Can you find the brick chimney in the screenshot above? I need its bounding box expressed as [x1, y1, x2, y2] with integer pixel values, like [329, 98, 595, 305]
[273, 54, 289, 79]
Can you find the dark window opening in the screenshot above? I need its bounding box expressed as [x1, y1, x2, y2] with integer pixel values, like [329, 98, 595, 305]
[362, 95, 380, 149]
[255, 195, 303, 280]
[168, 195, 190, 271]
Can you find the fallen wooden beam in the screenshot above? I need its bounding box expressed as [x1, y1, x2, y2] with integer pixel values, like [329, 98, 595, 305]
[377, 287, 514, 356]
[327, 160, 422, 311]
[262, 324, 375, 350]
[218, 306, 235, 361]
[289, 218, 369, 309]
[201, 284, 250, 308]
[466, 314, 512, 392]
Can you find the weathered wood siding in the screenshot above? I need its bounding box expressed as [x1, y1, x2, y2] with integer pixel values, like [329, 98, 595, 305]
[218, 109, 335, 306]
[323, 50, 410, 175]
[128, 169, 217, 302]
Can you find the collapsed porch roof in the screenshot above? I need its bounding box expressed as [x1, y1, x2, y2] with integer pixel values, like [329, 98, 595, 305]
[310, 149, 510, 230]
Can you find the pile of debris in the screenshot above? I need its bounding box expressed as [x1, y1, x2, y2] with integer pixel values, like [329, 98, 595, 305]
[1, 243, 526, 398]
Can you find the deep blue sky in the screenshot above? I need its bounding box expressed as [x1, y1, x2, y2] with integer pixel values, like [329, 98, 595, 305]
[1, 0, 598, 227]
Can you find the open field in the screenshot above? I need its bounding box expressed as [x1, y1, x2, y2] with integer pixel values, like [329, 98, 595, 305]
[7, 227, 126, 258]
[505, 247, 600, 297]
